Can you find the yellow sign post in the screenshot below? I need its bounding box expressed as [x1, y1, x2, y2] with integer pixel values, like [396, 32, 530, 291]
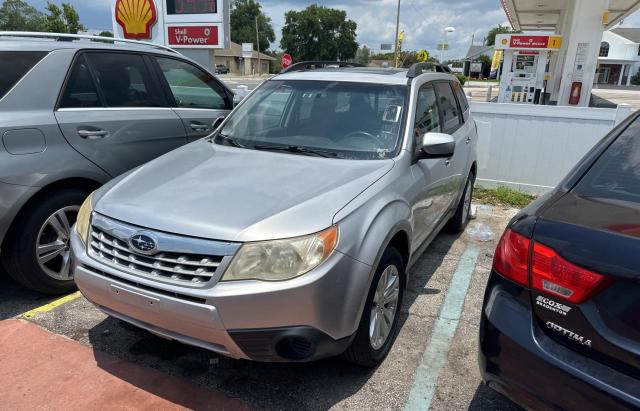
[417, 50, 429, 62]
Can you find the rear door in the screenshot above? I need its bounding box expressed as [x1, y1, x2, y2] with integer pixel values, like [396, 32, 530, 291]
[151, 56, 233, 142]
[532, 119, 640, 379]
[55, 52, 187, 177]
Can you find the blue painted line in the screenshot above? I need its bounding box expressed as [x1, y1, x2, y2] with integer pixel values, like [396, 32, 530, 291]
[404, 246, 480, 411]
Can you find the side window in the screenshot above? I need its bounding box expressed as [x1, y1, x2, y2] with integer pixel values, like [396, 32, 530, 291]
[0, 51, 47, 100]
[155, 57, 229, 110]
[452, 81, 469, 112]
[59, 55, 101, 108]
[574, 119, 640, 203]
[434, 82, 461, 133]
[414, 86, 441, 154]
[85, 53, 162, 107]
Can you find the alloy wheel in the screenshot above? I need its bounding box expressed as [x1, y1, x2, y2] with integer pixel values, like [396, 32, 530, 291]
[36, 206, 79, 281]
[369, 265, 400, 350]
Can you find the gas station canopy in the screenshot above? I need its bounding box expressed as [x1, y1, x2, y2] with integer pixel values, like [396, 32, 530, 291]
[501, 0, 640, 32]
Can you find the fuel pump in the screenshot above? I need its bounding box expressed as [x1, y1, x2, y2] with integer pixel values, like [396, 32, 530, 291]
[495, 34, 562, 105]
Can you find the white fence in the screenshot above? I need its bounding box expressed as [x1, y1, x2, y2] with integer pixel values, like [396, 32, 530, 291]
[470, 102, 633, 194]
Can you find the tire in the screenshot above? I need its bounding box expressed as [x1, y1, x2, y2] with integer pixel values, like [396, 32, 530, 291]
[446, 171, 475, 233]
[1, 188, 89, 295]
[344, 247, 405, 367]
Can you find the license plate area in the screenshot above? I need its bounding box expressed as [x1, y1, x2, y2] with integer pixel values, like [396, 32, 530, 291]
[110, 284, 161, 313]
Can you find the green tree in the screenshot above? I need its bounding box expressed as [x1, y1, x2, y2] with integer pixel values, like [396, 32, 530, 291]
[355, 45, 371, 65]
[98, 30, 113, 37]
[485, 24, 514, 46]
[0, 0, 46, 31]
[230, 0, 275, 52]
[44, 2, 85, 34]
[280, 5, 358, 61]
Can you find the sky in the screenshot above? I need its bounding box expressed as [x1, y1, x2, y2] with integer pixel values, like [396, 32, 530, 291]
[23, 0, 640, 59]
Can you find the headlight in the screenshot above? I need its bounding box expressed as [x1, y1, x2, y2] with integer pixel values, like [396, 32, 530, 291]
[75, 192, 94, 244]
[222, 225, 338, 282]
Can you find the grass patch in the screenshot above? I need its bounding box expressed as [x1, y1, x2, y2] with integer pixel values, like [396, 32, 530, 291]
[474, 186, 536, 208]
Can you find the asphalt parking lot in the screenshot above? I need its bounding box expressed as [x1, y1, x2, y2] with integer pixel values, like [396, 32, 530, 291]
[0, 204, 522, 411]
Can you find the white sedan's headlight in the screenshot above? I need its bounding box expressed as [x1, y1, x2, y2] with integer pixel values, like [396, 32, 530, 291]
[222, 226, 338, 282]
[75, 192, 94, 244]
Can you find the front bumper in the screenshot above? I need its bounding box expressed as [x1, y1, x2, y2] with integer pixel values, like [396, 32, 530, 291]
[71, 229, 371, 362]
[479, 273, 640, 410]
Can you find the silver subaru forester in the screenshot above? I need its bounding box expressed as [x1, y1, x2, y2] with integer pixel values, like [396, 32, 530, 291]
[71, 62, 478, 366]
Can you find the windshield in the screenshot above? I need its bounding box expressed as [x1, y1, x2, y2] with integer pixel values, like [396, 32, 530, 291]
[215, 80, 407, 159]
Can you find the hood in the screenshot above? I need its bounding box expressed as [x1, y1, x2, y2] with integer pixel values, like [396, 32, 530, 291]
[95, 140, 394, 242]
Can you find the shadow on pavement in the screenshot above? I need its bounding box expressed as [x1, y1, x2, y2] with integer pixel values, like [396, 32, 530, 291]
[88, 315, 374, 410]
[468, 383, 523, 411]
[0, 267, 59, 320]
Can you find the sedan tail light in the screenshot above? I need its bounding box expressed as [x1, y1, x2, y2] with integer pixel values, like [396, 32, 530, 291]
[531, 242, 610, 304]
[493, 229, 610, 304]
[493, 229, 530, 287]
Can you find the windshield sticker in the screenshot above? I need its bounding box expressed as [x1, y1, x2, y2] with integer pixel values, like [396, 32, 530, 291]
[536, 295, 572, 316]
[383, 105, 402, 123]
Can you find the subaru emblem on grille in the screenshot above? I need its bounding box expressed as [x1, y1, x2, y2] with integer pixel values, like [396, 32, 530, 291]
[129, 233, 157, 254]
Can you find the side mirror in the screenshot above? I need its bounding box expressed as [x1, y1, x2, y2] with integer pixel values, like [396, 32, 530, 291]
[232, 85, 250, 106]
[212, 116, 226, 130]
[421, 132, 455, 158]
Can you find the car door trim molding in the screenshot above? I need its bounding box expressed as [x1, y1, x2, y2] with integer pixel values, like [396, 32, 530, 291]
[56, 107, 175, 112]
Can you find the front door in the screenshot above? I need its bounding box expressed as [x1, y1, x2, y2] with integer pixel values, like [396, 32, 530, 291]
[55, 52, 187, 177]
[151, 56, 233, 142]
[408, 84, 453, 249]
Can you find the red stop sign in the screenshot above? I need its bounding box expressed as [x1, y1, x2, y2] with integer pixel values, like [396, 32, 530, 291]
[281, 53, 292, 69]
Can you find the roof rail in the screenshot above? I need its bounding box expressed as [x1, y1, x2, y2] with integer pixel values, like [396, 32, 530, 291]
[406, 62, 452, 78]
[0, 31, 179, 54]
[280, 61, 364, 74]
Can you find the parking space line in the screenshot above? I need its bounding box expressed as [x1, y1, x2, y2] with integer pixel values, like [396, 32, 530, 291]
[404, 246, 480, 411]
[20, 291, 81, 319]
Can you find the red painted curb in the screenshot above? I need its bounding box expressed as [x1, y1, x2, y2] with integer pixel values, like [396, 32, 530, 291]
[0, 319, 251, 410]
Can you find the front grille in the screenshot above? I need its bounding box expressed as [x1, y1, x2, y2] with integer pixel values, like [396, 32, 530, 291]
[88, 226, 224, 286]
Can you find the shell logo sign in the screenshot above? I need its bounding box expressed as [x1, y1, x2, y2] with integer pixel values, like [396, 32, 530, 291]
[115, 0, 158, 39]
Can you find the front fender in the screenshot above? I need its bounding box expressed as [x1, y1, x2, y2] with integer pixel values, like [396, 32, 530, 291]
[335, 196, 412, 269]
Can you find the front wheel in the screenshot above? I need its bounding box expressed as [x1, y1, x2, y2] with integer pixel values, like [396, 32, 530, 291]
[343, 247, 404, 367]
[446, 172, 475, 233]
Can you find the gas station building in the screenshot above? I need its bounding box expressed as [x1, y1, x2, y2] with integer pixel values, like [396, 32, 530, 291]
[500, 0, 640, 106]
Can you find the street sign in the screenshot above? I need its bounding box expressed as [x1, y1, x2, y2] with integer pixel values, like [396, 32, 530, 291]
[417, 50, 429, 62]
[242, 42, 253, 58]
[282, 53, 293, 69]
[437, 43, 449, 51]
[470, 62, 482, 73]
[381, 43, 393, 51]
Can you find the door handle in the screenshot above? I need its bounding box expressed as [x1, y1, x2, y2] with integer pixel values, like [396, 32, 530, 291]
[445, 159, 452, 167]
[465, 136, 472, 144]
[77, 129, 109, 139]
[190, 122, 210, 132]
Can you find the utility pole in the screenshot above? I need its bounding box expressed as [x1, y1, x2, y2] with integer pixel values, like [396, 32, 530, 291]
[394, 0, 401, 68]
[255, 16, 261, 76]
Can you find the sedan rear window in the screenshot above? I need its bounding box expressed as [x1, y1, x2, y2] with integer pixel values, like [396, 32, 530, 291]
[0, 51, 47, 100]
[574, 118, 640, 204]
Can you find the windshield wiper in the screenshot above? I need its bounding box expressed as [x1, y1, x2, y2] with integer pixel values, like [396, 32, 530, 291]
[214, 133, 245, 148]
[253, 144, 339, 158]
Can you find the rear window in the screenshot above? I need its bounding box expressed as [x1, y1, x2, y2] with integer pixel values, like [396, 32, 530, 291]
[0, 51, 47, 100]
[574, 118, 640, 204]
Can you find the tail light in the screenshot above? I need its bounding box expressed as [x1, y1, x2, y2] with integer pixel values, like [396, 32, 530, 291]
[531, 243, 610, 304]
[493, 229, 530, 287]
[493, 229, 610, 304]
